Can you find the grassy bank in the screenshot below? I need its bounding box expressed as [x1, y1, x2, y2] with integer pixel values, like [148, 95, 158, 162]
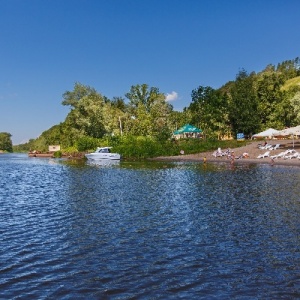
[111, 137, 249, 159]
[14, 135, 250, 160]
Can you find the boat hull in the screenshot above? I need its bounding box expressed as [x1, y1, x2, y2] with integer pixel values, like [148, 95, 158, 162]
[85, 153, 121, 160]
[28, 153, 54, 158]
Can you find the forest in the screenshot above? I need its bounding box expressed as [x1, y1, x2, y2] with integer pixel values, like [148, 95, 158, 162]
[7, 57, 300, 157]
[0, 132, 13, 153]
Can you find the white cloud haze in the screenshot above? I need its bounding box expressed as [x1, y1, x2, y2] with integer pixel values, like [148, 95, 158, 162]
[165, 91, 178, 102]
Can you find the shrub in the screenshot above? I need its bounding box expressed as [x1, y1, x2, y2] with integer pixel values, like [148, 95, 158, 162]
[76, 136, 99, 151]
[62, 146, 79, 154]
[53, 151, 62, 158]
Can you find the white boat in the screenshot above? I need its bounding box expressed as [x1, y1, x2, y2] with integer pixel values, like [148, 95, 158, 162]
[85, 147, 121, 160]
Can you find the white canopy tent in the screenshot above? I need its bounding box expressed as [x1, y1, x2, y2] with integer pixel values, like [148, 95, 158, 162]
[275, 125, 300, 148]
[276, 125, 300, 136]
[252, 128, 280, 139]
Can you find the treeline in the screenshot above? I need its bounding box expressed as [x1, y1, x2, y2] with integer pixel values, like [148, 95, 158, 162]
[189, 59, 300, 139]
[13, 57, 300, 155]
[0, 132, 13, 152]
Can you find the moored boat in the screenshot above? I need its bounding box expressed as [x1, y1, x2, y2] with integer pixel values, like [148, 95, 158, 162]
[28, 152, 54, 157]
[85, 147, 121, 160]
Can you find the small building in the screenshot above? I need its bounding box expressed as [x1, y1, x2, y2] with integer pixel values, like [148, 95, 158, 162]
[48, 145, 61, 152]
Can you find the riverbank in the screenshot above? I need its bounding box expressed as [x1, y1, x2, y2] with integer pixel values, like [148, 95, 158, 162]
[152, 139, 300, 167]
[28, 152, 85, 159]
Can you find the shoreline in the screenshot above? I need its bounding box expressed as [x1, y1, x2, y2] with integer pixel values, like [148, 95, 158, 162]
[153, 156, 300, 167]
[151, 140, 300, 167]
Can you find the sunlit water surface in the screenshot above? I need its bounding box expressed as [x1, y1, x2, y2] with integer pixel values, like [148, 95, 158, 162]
[1, 154, 300, 299]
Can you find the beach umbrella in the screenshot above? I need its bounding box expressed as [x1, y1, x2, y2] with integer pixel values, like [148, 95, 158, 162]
[252, 128, 280, 139]
[276, 125, 300, 136]
[276, 125, 300, 148]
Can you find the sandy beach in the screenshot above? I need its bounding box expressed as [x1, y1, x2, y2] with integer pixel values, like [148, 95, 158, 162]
[153, 139, 300, 167]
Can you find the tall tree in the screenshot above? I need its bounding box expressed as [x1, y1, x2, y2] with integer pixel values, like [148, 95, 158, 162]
[189, 86, 230, 138]
[276, 58, 300, 80]
[228, 70, 260, 136]
[62, 82, 98, 109]
[125, 84, 172, 138]
[111, 96, 127, 112]
[289, 91, 300, 125]
[0, 132, 13, 152]
[256, 71, 285, 128]
[62, 83, 116, 140]
[65, 93, 106, 138]
[168, 110, 190, 132]
[126, 84, 163, 115]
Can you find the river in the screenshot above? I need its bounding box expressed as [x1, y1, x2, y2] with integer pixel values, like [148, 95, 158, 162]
[1, 153, 300, 299]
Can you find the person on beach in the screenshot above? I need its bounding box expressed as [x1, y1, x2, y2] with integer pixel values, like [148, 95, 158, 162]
[243, 152, 249, 158]
[231, 151, 235, 164]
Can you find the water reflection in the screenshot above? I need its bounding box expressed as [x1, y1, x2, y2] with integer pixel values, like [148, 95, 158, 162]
[86, 158, 120, 167]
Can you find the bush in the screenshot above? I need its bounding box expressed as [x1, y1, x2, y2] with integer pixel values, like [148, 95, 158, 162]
[113, 135, 165, 159]
[76, 136, 99, 151]
[68, 134, 250, 159]
[62, 146, 79, 154]
[53, 151, 62, 158]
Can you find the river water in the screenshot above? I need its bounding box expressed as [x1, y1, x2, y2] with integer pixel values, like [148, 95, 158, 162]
[1, 153, 300, 299]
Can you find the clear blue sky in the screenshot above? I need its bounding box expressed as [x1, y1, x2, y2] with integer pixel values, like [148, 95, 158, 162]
[1, 0, 300, 144]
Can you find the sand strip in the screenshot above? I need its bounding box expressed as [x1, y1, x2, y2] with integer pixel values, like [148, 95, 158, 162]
[152, 140, 300, 167]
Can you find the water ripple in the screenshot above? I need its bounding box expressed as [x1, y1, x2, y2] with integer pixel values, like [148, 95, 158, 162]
[1, 154, 300, 298]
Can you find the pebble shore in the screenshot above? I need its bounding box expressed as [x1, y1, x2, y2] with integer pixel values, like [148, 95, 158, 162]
[153, 140, 300, 167]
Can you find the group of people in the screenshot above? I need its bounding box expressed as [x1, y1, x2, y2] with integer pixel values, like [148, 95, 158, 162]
[212, 147, 249, 163]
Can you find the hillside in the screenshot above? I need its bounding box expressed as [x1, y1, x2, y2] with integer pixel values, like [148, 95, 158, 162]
[281, 75, 300, 91]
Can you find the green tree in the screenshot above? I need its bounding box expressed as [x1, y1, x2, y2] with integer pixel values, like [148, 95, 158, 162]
[276, 58, 300, 80]
[111, 96, 127, 111]
[271, 91, 297, 129]
[289, 91, 300, 124]
[62, 83, 109, 139]
[189, 86, 230, 139]
[256, 71, 285, 128]
[228, 70, 260, 136]
[62, 82, 98, 109]
[101, 103, 122, 135]
[0, 132, 13, 152]
[39, 124, 63, 146]
[125, 84, 172, 138]
[68, 94, 106, 138]
[126, 84, 163, 114]
[168, 111, 188, 133]
[62, 83, 130, 141]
